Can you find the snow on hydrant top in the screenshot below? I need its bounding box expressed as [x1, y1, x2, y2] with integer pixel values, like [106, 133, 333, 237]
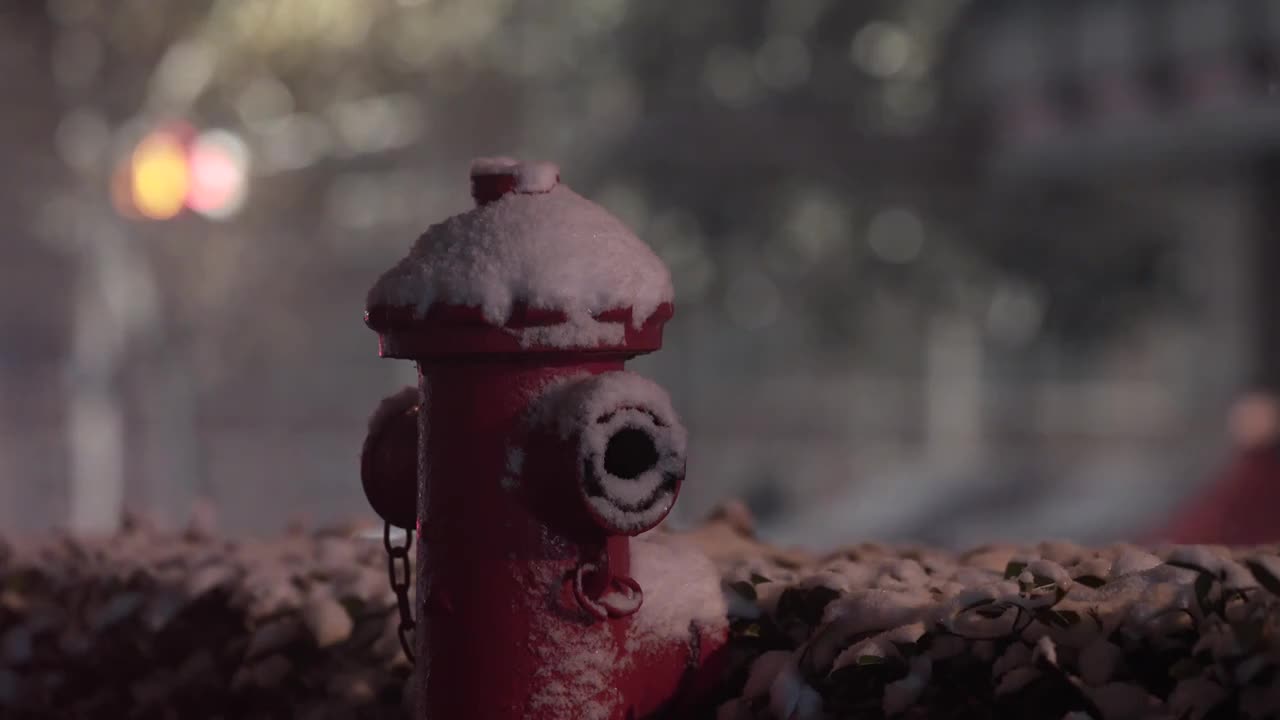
[366, 158, 674, 349]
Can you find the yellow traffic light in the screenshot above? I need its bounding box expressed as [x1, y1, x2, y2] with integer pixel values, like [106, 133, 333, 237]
[129, 131, 189, 220]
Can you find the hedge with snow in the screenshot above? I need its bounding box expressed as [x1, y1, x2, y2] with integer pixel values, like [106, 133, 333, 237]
[2, 505, 1280, 719]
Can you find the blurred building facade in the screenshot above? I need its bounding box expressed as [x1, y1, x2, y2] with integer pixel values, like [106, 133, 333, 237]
[1, 0, 1277, 545]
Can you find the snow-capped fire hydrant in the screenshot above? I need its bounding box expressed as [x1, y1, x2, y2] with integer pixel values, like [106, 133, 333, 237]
[360, 158, 729, 719]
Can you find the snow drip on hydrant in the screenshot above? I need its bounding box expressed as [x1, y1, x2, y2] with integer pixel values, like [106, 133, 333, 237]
[519, 534, 731, 719]
[524, 554, 628, 720]
[367, 160, 673, 349]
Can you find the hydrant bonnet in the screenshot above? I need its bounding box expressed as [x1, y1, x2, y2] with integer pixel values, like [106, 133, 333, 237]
[365, 158, 675, 356]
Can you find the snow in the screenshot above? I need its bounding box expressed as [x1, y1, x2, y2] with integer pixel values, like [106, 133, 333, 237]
[1027, 559, 1073, 590]
[680, 524, 1280, 720]
[300, 588, 353, 647]
[628, 533, 729, 649]
[368, 159, 674, 349]
[1033, 635, 1058, 666]
[525, 560, 624, 720]
[521, 532, 726, 718]
[1109, 547, 1163, 577]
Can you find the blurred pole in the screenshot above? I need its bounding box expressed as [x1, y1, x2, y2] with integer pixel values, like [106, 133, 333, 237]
[1255, 157, 1280, 391]
[925, 315, 983, 467]
[66, 222, 126, 534]
[65, 204, 161, 534]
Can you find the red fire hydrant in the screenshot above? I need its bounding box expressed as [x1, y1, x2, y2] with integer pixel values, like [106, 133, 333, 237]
[360, 158, 729, 719]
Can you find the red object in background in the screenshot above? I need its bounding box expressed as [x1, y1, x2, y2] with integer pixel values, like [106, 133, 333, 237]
[1151, 392, 1280, 546]
[360, 160, 727, 720]
[1155, 445, 1280, 546]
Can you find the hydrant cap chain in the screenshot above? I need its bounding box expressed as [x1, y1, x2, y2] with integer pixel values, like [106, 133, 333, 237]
[366, 158, 674, 351]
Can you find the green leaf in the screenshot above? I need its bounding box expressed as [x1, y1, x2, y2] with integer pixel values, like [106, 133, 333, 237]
[740, 623, 762, 638]
[856, 655, 886, 666]
[1246, 560, 1280, 597]
[749, 572, 772, 586]
[1075, 575, 1107, 589]
[1004, 561, 1027, 580]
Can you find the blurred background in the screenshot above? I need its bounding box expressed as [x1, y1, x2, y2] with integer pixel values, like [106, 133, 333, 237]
[2, 0, 1278, 547]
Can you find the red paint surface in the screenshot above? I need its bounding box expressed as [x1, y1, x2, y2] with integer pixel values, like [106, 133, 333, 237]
[1152, 445, 1280, 546]
[361, 299, 727, 718]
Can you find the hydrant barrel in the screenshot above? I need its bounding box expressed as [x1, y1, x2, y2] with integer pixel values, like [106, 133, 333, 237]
[412, 357, 627, 718]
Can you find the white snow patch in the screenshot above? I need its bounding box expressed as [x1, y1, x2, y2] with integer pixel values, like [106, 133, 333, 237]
[628, 534, 728, 651]
[1027, 559, 1073, 591]
[368, 172, 673, 349]
[1033, 635, 1058, 666]
[525, 562, 624, 719]
[831, 638, 888, 671]
[1108, 547, 1163, 578]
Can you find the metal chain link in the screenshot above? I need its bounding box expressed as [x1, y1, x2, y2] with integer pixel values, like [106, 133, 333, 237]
[383, 521, 416, 665]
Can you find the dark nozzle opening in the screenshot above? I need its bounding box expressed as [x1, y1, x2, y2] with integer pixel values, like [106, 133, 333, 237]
[603, 427, 659, 479]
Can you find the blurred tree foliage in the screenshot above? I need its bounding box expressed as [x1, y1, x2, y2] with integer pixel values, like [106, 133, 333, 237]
[25, 0, 1183, 361]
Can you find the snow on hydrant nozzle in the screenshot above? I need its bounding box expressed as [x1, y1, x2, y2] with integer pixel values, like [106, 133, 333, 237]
[359, 158, 730, 719]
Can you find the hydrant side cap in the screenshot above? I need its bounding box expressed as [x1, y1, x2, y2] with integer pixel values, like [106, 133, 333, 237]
[367, 160, 675, 351]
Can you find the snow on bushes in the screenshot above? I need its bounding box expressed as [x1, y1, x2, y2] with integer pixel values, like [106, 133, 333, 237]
[691, 511, 1280, 720]
[0, 516, 409, 719]
[3, 503, 1280, 719]
[367, 161, 673, 349]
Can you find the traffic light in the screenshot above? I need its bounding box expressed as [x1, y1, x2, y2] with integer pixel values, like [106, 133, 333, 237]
[115, 126, 250, 221]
